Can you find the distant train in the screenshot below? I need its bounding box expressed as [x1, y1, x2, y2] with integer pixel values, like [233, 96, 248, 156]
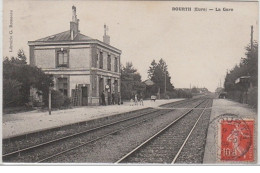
[218, 92, 227, 99]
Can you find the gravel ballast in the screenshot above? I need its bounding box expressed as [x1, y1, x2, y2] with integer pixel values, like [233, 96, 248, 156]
[44, 100, 204, 163]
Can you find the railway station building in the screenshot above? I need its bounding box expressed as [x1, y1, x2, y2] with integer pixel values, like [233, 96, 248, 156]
[28, 6, 122, 106]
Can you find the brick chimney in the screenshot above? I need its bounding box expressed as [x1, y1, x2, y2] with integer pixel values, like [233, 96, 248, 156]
[70, 6, 79, 40]
[103, 24, 110, 45]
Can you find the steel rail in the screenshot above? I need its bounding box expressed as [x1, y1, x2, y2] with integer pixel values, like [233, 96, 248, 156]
[115, 99, 207, 164]
[36, 109, 173, 163]
[3, 109, 159, 158]
[37, 99, 203, 162]
[171, 100, 210, 164]
[154, 107, 212, 110]
[37, 99, 204, 162]
[159, 98, 198, 108]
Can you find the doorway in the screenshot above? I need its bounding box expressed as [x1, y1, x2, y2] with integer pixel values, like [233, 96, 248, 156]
[81, 86, 88, 106]
[99, 78, 104, 105]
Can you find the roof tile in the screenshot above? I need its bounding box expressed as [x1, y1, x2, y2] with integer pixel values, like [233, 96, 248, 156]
[35, 30, 93, 42]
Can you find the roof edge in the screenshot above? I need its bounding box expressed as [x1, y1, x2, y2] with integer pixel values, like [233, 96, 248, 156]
[28, 39, 122, 54]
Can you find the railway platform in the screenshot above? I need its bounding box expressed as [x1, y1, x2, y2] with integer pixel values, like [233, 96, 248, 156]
[203, 98, 257, 164]
[2, 99, 183, 139]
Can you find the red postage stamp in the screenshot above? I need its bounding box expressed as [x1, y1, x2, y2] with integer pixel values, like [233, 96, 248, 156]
[220, 119, 254, 161]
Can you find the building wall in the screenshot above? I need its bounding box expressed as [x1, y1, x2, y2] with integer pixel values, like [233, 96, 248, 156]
[70, 75, 90, 96]
[70, 48, 90, 69]
[111, 54, 115, 72]
[29, 46, 35, 66]
[95, 45, 120, 73]
[103, 51, 108, 71]
[31, 43, 121, 106]
[33, 46, 91, 70]
[34, 49, 56, 68]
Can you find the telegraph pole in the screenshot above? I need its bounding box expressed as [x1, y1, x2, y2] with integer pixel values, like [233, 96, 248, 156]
[164, 69, 166, 98]
[251, 25, 254, 50]
[49, 87, 51, 115]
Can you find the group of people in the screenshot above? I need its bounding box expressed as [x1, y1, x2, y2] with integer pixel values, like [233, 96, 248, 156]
[100, 90, 120, 106]
[130, 94, 144, 106]
[100, 91, 144, 106]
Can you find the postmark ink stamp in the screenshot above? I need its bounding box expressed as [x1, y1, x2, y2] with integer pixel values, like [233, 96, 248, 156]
[209, 114, 254, 162]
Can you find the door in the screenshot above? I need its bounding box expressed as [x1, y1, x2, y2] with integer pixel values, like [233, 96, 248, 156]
[81, 86, 88, 106]
[99, 78, 104, 105]
[107, 79, 111, 105]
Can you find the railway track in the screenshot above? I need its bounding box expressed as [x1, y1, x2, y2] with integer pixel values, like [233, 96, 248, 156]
[3, 109, 162, 162]
[115, 99, 212, 164]
[3, 98, 195, 149]
[159, 98, 199, 108]
[3, 99, 202, 163]
[3, 107, 155, 154]
[3, 98, 209, 163]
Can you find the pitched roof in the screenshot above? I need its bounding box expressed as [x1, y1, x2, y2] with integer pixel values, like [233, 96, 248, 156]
[30, 29, 122, 54]
[35, 30, 93, 42]
[143, 79, 154, 86]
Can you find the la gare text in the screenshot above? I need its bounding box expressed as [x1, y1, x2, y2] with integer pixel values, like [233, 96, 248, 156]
[172, 7, 234, 12]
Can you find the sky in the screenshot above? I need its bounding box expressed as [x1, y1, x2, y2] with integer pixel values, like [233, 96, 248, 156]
[2, 0, 259, 92]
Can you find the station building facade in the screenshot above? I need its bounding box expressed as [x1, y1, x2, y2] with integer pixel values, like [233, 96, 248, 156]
[28, 6, 121, 106]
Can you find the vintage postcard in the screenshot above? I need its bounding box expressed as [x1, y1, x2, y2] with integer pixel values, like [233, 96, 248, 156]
[1, 0, 259, 165]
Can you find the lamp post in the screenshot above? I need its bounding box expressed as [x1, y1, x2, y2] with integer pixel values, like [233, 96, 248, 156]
[164, 69, 167, 98]
[49, 87, 52, 115]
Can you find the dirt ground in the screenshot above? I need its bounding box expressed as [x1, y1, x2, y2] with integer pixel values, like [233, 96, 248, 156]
[203, 99, 257, 164]
[2, 99, 183, 139]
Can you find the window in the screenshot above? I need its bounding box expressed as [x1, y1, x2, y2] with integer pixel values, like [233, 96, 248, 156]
[107, 55, 111, 71]
[92, 52, 98, 68]
[114, 57, 118, 72]
[57, 77, 68, 96]
[99, 52, 103, 69]
[114, 80, 118, 93]
[57, 50, 68, 67]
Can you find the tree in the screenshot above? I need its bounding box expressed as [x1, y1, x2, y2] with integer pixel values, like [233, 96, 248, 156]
[224, 41, 258, 91]
[175, 89, 192, 98]
[17, 49, 27, 64]
[3, 79, 22, 107]
[148, 60, 157, 79]
[147, 59, 174, 96]
[224, 41, 258, 105]
[121, 62, 146, 100]
[3, 50, 53, 107]
[191, 87, 199, 94]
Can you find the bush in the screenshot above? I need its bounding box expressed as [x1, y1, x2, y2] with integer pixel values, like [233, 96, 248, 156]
[3, 55, 53, 107]
[248, 87, 257, 108]
[51, 90, 64, 108]
[50, 90, 71, 108]
[227, 90, 243, 103]
[166, 91, 177, 99]
[174, 89, 192, 98]
[63, 96, 71, 107]
[3, 79, 22, 107]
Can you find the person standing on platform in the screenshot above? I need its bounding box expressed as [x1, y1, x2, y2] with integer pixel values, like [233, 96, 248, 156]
[134, 94, 138, 106]
[139, 93, 144, 106]
[108, 91, 111, 105]
[112, 91, 115, 105]
[101, 90, 106, 106]
[130, 98, 134, 106]
[118, 92, 121, 105]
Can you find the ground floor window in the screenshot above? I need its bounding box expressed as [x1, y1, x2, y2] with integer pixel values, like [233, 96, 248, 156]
[57, 50, 68, 67]
[57, 77, 68, 96]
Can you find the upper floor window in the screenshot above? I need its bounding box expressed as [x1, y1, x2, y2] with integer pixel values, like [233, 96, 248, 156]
[57, 50, 68, 67]
[92, 52, 98, 68]
[99, 52, 103, 69]
[107, 55, 111, 71]
[114, 57, 118, 72]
